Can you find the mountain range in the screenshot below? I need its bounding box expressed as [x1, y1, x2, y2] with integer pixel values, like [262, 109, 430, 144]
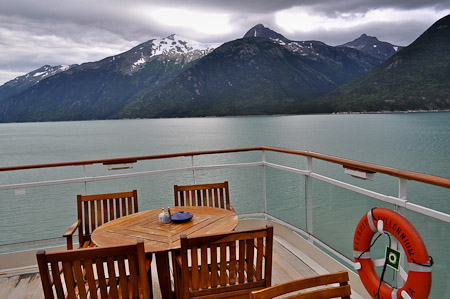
[118, 26, 387, 118]
[0, 35, 218, 122]
[307, 14, 450, 113]
[338, 33, 403, 61]
[0, 15, 447, 122]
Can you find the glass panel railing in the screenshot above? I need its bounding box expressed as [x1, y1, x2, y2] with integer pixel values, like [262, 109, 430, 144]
[265, 167, 306, 230]
[310, 179, 393, 260]
[84, 165, 265, 214]
[193, 167, 264, 214]
[0, 158, 264, 252]
[0, 183, 85, 251]
[406, 180, 450, 214]
[403, 208, 450, 298]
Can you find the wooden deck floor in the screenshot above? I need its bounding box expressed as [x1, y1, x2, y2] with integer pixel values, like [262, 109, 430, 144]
[0, 236, 320, 299]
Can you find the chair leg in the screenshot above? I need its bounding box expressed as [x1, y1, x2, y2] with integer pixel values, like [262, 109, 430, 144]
[171, 251, 181, 299]
[148, 267, 153, 299]
[146, 253, 154, 299]
[155, 251, 173, 299]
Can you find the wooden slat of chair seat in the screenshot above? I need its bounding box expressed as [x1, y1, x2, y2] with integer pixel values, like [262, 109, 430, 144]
[174, 182, 235, 212]
[63, 190, 139, 250]
[249, 271, 351, 299]
[36, 240, 152, 299]
[173, 225, 273, 299]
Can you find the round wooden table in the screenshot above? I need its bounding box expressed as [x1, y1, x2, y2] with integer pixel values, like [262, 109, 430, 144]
[91, 206, 238, 298]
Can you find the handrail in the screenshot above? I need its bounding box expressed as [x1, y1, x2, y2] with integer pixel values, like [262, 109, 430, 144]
[1, 146, 449, 189]
[0, 147, 262, 171]
[261, 146, 450, 189]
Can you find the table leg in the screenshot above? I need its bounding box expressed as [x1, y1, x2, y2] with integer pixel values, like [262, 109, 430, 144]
[155, 251, 173, 298]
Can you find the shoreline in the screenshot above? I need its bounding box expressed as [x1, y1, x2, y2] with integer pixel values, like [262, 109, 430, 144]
[1, 109, 449, 124]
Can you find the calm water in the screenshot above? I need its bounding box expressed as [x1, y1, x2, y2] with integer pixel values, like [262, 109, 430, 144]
[1, 113, 449, 176]
[1, 112, 449, 297]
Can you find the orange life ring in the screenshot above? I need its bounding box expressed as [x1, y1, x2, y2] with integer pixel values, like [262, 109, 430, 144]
[353, 208, 432, 299]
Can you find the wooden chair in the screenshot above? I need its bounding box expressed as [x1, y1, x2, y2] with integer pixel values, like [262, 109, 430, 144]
[36, 240, 152, 299]
[250, 271, 351, 299]
[174, 181, 234, 211]
[63, 190, 139, 250]
[172, 225, 273, 299]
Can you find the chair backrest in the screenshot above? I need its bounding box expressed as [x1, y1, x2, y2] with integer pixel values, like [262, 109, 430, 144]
[174, 181, 233, 211]
[178, 225, 273, 299]
[249, 271, 351, 299]
[36, 240, 151, 299]
[77, 190, 139, 245]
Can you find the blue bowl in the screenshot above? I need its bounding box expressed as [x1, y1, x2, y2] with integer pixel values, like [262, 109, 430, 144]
[171, 211, 193, 223]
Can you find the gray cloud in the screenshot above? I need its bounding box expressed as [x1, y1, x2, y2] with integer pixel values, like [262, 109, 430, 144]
[0, 0, 449, 85]
[121, 0, 450, 14]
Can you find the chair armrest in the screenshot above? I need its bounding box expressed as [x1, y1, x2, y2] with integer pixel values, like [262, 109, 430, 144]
[63, 220, 81, 250]
[63, 220, 81, 236]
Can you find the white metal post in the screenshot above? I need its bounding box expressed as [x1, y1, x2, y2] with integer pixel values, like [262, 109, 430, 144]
[398, 179, 407, 205]
[306, 157, 313, 243]
[262, 150, 267, 217]
[83, 165, 88, 194]
[191, 156, 196, 184]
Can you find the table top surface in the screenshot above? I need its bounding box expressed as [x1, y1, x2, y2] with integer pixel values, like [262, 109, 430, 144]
[91, 206, 239, 253]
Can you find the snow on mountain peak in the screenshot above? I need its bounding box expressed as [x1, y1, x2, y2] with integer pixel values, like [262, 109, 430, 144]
[4, 65, 72, 87]
[151, 34, 221, 57]
[31, 65, 71, 79]
[127, 35, 221, 73]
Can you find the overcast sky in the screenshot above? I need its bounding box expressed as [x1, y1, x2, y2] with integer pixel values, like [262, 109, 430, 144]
[1, 0, 449, 85]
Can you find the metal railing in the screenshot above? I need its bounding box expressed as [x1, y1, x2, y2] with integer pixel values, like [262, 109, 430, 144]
[1, 146, 449, 296]
[1, 146, 449, 244]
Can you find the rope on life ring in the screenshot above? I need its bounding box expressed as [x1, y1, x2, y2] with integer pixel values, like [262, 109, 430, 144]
[353, 208, 433, 299]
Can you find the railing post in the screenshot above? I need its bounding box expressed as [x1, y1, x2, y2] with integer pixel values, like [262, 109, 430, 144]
[83, 165, 88, 194]
[306, 157, 313, 243]
[398, 178, 407, 205]
[191, 156, 196, 184]
[262, 150, 267, 217]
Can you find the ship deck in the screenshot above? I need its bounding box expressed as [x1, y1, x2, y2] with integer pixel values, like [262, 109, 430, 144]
[0, 220, 368, 299]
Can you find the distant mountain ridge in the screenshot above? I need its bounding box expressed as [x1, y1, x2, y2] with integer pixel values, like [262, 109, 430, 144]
[243, 24, 400, 65]
[0, 16, 448, 122]
[117, 37, 340, 118]
[0, 35, 219, 122]
[308, 14, 450, 113]
[116, 26, 387, 118]
[0, 65, 72, 103]
[0, 34, 218, 98]
[338, 33, 403, 60]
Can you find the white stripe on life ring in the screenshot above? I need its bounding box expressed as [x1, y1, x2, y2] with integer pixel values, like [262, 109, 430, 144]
[353, 250, 371, 259]
[408, 262, 432, 273]
[367, 210, 377, 233]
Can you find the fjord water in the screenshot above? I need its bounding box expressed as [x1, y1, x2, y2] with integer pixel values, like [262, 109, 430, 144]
[2, 112, 449, 176]
[1, 112, 449, 297]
